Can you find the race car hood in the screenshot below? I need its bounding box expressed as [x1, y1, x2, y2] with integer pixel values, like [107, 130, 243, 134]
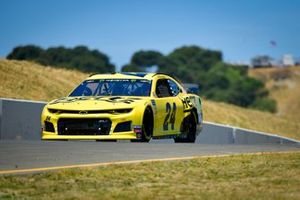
[46, 96, 146, 111]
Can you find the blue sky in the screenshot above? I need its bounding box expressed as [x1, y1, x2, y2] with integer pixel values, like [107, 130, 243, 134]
[0, 0, 299, 70]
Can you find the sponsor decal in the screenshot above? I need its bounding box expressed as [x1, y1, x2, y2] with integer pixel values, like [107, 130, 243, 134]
[49, 97, 91, 105]
[49, 97, 142, 105]
[102, 97, 141, 104]
[151, 99, 156, 106]
[133, 125, 142, 133]
[79, 110, 88, 114]
[151, 99, 157, 114]
[45, 116, 51, 121]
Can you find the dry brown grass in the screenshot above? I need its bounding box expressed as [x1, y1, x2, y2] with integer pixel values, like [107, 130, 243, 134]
[0, 59, 88, 101]
[204, 66, 300, 140]
[0, 59, 299, 140]
[203, 100, 300, 140]
[249, 67, 300, 122]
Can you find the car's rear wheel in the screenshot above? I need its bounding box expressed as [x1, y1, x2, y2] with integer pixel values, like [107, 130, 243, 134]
[131, 107, 153, 143]
[174, 111, 197, 143]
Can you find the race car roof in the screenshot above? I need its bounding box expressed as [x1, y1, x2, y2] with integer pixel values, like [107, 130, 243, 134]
[87, 72, 182, 84]
[88, 72, 156, 80]
[86, 72, 186, 93]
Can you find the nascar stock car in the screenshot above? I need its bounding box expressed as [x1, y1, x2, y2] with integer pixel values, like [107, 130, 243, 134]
[41, 72, 203, 143]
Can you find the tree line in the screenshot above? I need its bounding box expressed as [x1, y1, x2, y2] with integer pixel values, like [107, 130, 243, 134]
[122, 46, 276, 112]
[7, 45, 115, 73]
[7, 45, 276, 112]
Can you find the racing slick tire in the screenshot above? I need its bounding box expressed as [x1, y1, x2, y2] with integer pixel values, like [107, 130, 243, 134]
[174, 111, 197, 143]
[131, 107, 153, 143]
[96, 140, 117, 142]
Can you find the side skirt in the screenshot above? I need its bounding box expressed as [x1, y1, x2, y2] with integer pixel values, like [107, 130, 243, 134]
[152, 134, 179, 140]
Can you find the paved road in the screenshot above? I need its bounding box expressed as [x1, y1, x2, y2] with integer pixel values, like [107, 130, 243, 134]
[0, 140, 299, 173]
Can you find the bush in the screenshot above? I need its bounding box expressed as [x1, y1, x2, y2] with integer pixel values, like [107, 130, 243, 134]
[251, 98, 277, 113]
[270, 68, 292, 81]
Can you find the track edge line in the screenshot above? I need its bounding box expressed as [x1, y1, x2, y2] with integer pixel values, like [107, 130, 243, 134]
[0, 151, 299, 175]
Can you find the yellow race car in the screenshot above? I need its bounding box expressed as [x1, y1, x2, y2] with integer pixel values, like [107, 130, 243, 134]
[41, 72, 203, 143]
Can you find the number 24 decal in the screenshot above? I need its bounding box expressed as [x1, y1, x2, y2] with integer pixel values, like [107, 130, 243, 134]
[163, 102, 176, 131]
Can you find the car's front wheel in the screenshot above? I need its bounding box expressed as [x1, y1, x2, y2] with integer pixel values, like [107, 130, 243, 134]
[131, 107, 153, 143]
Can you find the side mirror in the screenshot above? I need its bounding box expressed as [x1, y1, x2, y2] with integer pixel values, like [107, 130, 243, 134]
[186, 88, 199, 95]
[183, 83, 199, 95]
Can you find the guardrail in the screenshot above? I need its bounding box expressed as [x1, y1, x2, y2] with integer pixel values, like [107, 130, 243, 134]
[0, 98, 45, 140]
[0, 98, 299, 144]
[197, 122, 299, 144]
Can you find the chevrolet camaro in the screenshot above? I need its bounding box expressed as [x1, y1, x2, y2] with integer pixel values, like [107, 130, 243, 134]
[41, 72, 203, 143]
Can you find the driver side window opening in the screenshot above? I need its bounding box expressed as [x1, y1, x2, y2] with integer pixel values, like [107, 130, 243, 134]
[167, 79, 180, 96]
[156, 79, 180, 98]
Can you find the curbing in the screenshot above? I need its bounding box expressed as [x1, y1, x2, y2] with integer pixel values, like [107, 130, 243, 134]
[0, 98, 299, 144]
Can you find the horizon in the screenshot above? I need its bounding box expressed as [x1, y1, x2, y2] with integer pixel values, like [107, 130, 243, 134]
[1, 0, 300, 70]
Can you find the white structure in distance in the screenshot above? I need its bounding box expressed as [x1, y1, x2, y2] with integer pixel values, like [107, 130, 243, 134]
[282, 54, 295, 66]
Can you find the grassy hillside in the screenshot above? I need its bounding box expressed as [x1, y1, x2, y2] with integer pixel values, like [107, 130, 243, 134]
[249, 67, 300, 122]
[0, 59, 299, 140]
[203, 100, 300, 140]
[0, 59, 87, 101]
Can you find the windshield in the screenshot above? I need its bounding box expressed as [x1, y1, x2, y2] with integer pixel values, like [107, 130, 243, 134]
[69, 79, 152, 97]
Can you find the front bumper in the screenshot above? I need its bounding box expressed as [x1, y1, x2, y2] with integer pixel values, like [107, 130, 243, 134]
[42, 132, 137, 140]
[41, 108, 142, 140]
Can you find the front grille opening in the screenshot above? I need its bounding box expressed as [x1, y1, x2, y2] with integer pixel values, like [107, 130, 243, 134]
[44, 121, 55, 132]
[58, 118, 111, 135]
[114, 121, 132, 132]
[48, 108, 132, 114]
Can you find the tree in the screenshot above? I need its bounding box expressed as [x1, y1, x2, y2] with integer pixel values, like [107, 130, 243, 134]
[121, 64, 145, 72]
[130, 50, 163, 67]
[123, 45, 275, 112]
[121, 50, 163, 72]
[251, 55, 273, 68]
[7, 45, 44, 60]
[7, 45, 115, 73]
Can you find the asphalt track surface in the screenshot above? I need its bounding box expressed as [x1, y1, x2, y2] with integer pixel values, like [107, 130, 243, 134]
[0, 140, 299, 174]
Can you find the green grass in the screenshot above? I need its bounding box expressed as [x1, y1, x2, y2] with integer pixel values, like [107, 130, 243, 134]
[0, 152, 299, 199]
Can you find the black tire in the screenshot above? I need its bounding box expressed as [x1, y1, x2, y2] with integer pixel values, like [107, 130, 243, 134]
[96, 139, 117, 142]
[131, 107, 153, 143]
[174, 111, 197, 143]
